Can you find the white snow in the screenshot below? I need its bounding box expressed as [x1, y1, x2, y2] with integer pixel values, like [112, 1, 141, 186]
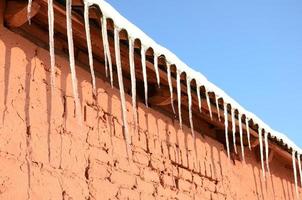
[167, 64, 176, 114]
[238, 113, 245, 161]
[101, 16, 113, 87]
[196, 86, 202, 113]
[153, 54, 160, 87]
[264, 131, 270, 174]
[176, 70, 182, 128]
[114, 27, 131, 156]
[47, 0, 55, 90]
[27, 0, 33, 24]
[187, 78, 195, 138]
[129, 37, 138, 128]
[84, 2, 97, 95]
[259, 128, 265, 177]
[141, 46, 148, 107]
[231, 109, 237, 154]
[215, 96, 221, 121]
[246, 117, 252, 150]
[298, 153, 302, 186]
[66, 0, 82, 123]
[292, 151, 299, 199]
[205, 91, 213, 119]
[224, 104, 230, 159]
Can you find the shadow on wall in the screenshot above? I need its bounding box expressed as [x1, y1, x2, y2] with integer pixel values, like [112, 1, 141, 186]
[0, 26, 300, 199]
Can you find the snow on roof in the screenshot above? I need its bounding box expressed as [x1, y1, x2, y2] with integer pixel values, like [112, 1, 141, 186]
[86, 0, 301, 154]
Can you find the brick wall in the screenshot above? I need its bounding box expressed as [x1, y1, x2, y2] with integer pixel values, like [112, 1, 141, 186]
[0, 27, 301, 200]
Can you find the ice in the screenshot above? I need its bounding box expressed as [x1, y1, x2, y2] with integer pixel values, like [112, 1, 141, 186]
[153, 53, 160, 87]
[129, 37, 138, 128]
[259, 128, 265, 177]
[224, 104, 230, 159]
[66, 0, 82, 123]
[101, 16, 113, 87]
[292, 151, 299, 199]
[298, 153, 302, 186]
[205, 91, 213, 119]
[246, 117, 252, 150]
[167, 64, 175, 114]
[48, 0, 55, 90]
[264, 131, 270, 174]
[231, 109, 237, 154]
[84, 2, 97, 95]
[196, 86, 202, 113]
[238, 113, 245, 161]
[141, 46, 148, 107]
[27, 0, 32, 24]
[187, 78, 194, 137]
[216, 96, 221, 121]
[177, 70, 182, 128]
[114, 27, 131, 156]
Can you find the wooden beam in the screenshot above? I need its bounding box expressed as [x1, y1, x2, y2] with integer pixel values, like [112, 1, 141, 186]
[5, 1, 40, 28]
[0, 0, 6, 27]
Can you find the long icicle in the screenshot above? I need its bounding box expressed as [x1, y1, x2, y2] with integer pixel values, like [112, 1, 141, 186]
[66, 0, 82, 123]
[264, 131, 270, 174]
[114, 27, 131, 156]
[292, 150, 299, 199]
[246, 117, 252, 150]
[141, 46, 148, 107]
[84, 2, 96, 95]
[196, 86, 202, 113]
[238, 113, 245, 161]
[128, 37, 138, 129]
[224, 103, 230, 159]
[259, 127, 265, 177]
[153, 53, 160, 87]
[48, 0, 55, 89]
[167, 64, 175, 114]
[231, 109, 237, 154]
[216, 96, 221, 121]
[205, 90, 213, 119]
[176, 70, 182, 128]
[187, 78, 194, 138]
[101, 16, 113, 87]
[298, 153, 302, 186]
[27, 0, 32, 24]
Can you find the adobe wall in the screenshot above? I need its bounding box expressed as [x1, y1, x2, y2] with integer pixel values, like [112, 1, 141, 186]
[0, 26, 301, 200]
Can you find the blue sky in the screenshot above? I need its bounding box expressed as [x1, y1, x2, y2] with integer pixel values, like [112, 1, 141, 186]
[106, 0, 302, 148]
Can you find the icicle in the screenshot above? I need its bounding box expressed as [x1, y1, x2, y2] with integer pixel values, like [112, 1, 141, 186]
[205, 91, 213, 119]
[176, 70, 182, 128]
[141, 46, 148, 107]
[27, 0, 32, 24]
[153, 53, 160, 87]
[264, 131, 270, 174]
[167, 64, 175, 114]
[246, 117, 252, 150]
[196, 86, 202, 113]
[48, 0, 55, 90]
[101, 16, 113, 87]
[129, 37, 138, 129]
[298, 153, 302, 186]
[84, 2, 97, 95]
[238, 113, 245, 161]
[215, 96, 221, 121]
[224, 104, 230, 159]
[258, 127, 265, 177]
[292, 150, 299, 199]
[231, 109, 237, 154]
[187, 78, 194, 138]
[66, 0, 82, 123]
[114, 27, 131, 156]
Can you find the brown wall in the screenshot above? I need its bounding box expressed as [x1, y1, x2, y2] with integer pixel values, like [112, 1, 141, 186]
[0, 26, 301, 200]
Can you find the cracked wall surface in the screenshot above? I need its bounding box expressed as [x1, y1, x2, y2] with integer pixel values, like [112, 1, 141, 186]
[0, 27, 301, 200]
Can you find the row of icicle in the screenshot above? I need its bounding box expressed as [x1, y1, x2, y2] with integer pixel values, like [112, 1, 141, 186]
[27, 0, 301, 198]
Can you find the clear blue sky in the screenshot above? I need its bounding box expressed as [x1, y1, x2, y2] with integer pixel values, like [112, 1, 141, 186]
[106, 0, 302, 148]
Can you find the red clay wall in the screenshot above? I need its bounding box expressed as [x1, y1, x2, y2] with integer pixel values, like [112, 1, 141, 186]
[0, 26, 301, 200]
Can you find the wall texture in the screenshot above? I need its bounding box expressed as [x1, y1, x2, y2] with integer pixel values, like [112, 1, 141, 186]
[0, 27, 301, 200]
